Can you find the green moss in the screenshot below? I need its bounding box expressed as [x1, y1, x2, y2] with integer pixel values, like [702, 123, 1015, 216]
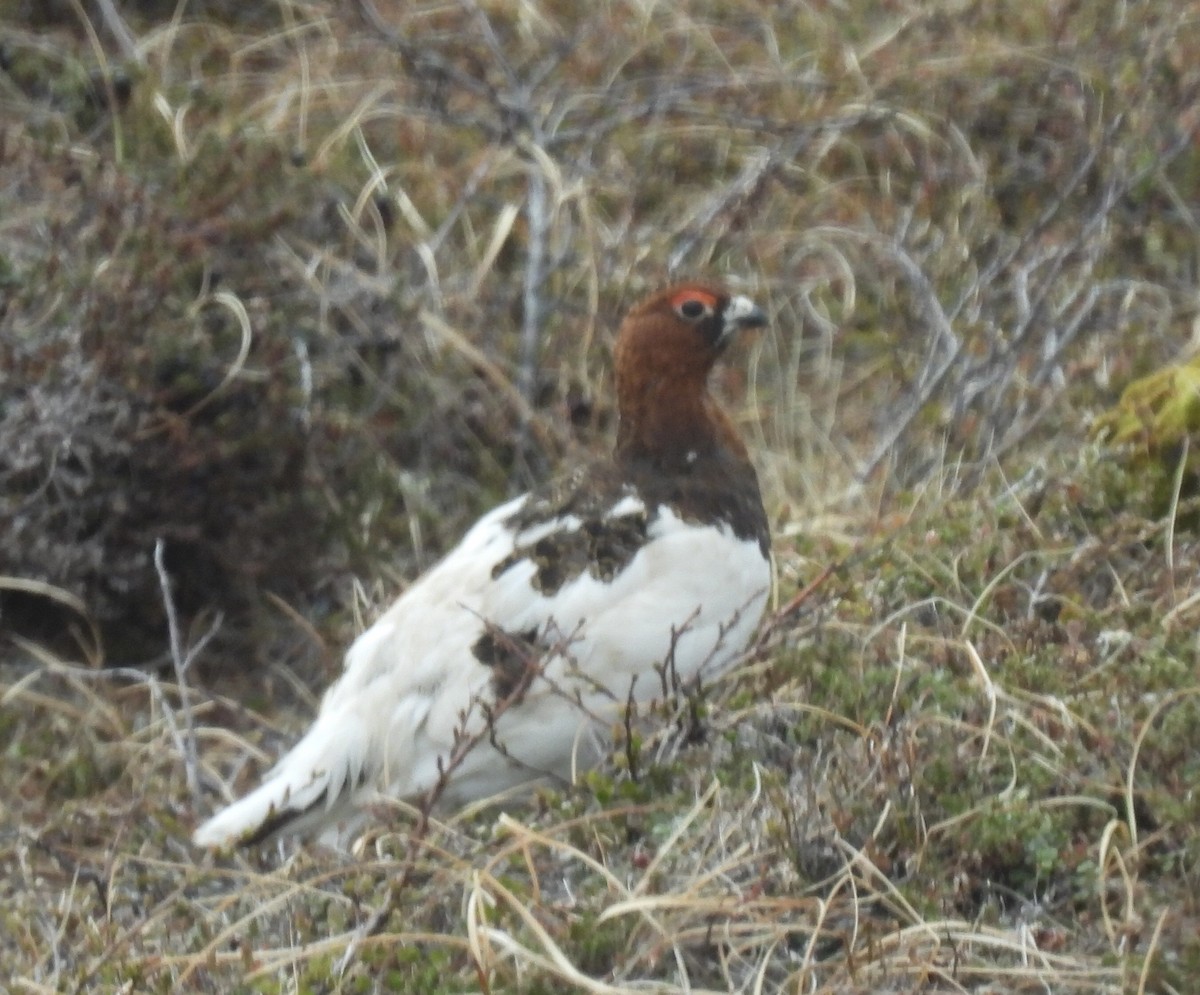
[44, 740, 122, 801]
[565, 911, 630, 977]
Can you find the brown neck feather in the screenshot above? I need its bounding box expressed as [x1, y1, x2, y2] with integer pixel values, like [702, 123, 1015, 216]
[613, 331, 748, 470]
[585, 283, 768, 554]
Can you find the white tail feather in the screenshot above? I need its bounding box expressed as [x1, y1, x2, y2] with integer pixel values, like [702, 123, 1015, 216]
[193, 709, 373, 848]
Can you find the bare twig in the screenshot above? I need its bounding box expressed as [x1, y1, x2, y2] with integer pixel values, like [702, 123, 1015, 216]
[91, 0, 142, 65]
[515, 157, 551, 473]
[668, 146, 776, 274]
[153, 539, 218, 813]
[837, 230, 961, 481]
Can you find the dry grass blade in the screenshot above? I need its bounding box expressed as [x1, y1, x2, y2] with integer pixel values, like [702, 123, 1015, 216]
[0, 579, 103, 666]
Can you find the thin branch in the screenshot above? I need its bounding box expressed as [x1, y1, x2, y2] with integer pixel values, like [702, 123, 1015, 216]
[91, 0, 142, 64]
[153, 539, 215, 813]
[515, 158, 550, 456]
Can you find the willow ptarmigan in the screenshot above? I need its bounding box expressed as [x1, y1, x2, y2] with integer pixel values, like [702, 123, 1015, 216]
[193, 283, 771, 848]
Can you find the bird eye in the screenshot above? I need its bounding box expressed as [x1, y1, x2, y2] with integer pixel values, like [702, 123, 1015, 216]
[677, 299, 708, 320]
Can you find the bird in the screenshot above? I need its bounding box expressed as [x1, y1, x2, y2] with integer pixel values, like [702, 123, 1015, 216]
[192, 282, 771, 848]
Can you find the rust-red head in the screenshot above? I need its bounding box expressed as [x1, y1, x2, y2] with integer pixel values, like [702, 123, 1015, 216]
[613, 283, 767, 467]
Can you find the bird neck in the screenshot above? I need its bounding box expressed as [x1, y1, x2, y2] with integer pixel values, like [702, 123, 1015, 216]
[614, 373, 748, 470]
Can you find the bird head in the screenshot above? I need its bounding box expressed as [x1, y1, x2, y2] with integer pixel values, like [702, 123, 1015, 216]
[618, 284, 767, 373]
[613, 282, 768, 466]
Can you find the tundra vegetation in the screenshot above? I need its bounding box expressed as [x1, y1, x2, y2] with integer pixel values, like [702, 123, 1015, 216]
[1, 1, 1197, 992]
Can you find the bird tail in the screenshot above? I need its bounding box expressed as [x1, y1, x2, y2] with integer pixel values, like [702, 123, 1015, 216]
[192, 710, 373, 849]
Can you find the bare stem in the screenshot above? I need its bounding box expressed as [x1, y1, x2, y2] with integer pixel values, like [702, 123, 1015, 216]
[154, 538, 215, 813]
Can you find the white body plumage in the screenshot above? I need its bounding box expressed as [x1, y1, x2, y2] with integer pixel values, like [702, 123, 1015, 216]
[192, 491, 769, 847]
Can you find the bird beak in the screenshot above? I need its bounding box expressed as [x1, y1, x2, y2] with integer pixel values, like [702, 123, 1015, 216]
[721, 295, 768, 345]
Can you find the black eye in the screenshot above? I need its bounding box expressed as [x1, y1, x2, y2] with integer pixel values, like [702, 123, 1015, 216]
[678, 299, 707, 319]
